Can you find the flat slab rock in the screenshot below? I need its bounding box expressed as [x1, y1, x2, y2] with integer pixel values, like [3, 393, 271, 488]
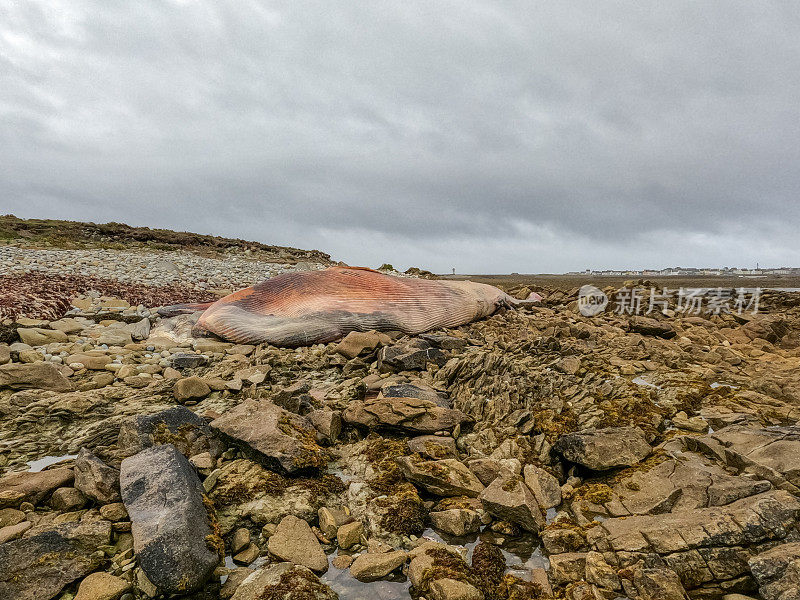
[580, 451, 771, 518]
[553, 426, 651, 470]
[578, 490, 800, 594]
[211, 400, 327, 473]
[0, 520, 111, 600]
[121, 443, 221, 594]
[683, 425, 800, 493]
[0, 362, 74, 392]
[0, 466, 74, 505]
[343, 396, 470, 434]
[397, 456, 485, 497]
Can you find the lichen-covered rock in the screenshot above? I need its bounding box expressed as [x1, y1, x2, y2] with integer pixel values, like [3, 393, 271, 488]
[0, 520, 112, 600]
[117, 405, 222, 458]
[748, 542, 800, 600]
[397, 456, 484, 497]
[344, 396, 470, 434]
[120, 444, 221, 594]
[479, 476, 545, 533]
[230, 563, 338, 600]
[211, 400, 327, 473]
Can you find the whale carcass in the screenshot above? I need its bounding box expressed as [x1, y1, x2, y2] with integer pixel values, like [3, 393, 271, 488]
[159, 267, 536, 347]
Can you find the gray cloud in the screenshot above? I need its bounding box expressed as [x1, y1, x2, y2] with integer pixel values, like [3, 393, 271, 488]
[2, 1, 800, 272]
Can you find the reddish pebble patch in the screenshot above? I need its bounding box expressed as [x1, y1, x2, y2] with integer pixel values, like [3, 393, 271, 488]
[0, 272, 215, 321]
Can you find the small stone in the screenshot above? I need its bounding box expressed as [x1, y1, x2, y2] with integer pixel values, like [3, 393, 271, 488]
[50, 487, 86, 511]
[337, 520, 364, 550]
[174, 376, 211, 402]
[332, 554, 353, 569]
[231, 528, 251, 554]
[349, 550, 408, 582]
[74, 572, 131, 600]
[99, 503, 128, 522]
[233, 543, 260, 565]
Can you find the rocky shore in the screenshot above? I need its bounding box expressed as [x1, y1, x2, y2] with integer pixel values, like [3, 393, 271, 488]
[2, 239, 800, 600]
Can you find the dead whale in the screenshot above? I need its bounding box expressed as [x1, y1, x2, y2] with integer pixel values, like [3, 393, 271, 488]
[159, 267, 536, 347]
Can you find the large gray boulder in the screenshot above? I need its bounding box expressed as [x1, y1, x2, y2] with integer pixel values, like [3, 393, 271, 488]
[0, 520, 111, 600]
[210, 400, 327, 473]
[553, 426, 651, 470]
[120, 444, 221, 594]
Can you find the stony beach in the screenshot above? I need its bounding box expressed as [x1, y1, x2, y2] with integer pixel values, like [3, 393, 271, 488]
[2, 222, 800, 600]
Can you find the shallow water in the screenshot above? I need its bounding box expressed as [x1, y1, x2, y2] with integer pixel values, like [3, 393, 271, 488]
[318, 525, 547, 599]
[26, 454, 77, 472]
[710, 381, 739, 389]
[631, 376, 660, 389]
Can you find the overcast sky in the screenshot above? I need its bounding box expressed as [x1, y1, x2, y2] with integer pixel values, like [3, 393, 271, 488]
[2, 1, 800, 273]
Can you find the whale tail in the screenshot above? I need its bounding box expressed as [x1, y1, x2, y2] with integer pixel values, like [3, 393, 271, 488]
[157, 301, 215, 318]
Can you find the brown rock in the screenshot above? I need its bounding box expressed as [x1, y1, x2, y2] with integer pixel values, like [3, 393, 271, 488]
[74, 572, 131, 600]
[0, 362, 74, 392]
[397, 457, 485, 497]
[267, 515, 328, 573]
[174, 376, 211, 402]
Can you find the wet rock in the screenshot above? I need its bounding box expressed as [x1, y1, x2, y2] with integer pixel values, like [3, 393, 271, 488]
[220, 567, 253, 599]
[118, 405, 222, 458]
[430, 508, 482, 536]
[479, 476, 545, 533]
[335, 330, 392, 358]
[748, 542, 800, 600]
[0, 361, 74, 391]
[380, 380, 448, 406]
[344, 396, 470, 434]
[0, 520, 111, 600]
[74, 572, 131, 600]
[378, 344, 447, 371]
[234, 543, 260, 565]
[230, 563, 338, 600]
[523, 464, 562, 509]
[169, 352, 206, 369]
[17, 327, 69, 346]
[120, 444, 221, 594]
[349, 550, 408, 582]
[397, 457, 485, 497]
[0, 467, 74, 505]
[408, 435, 458, 459]
[267, 515, 328, 573]
[74, 447, 121, 504]
[430, 577, 484, 600]
[211, 400, 327, 473]
[553, 426, 651, 470]
[173, 375, 211, 402]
